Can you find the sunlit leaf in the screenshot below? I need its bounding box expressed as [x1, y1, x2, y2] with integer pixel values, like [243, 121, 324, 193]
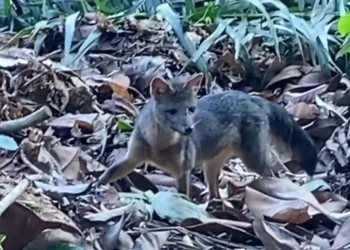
[338, 13, 350, 37]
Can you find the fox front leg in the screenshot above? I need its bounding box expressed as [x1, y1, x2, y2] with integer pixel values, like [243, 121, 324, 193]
[177, 138, 196, 198]
[97, 135, 148, 186]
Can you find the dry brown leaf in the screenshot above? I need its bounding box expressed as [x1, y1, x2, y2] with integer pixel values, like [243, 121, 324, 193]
[266, 65, 303, 89]
[131, 231, 170, 250]
[107, 73, 131, 100]
[245, 186, 310, 224]
[331, 216, 350, 249]
[253, 218, 300, 250]
[285, 102, 319, 119]
[181, 218, 257, 242]
[283, 84, 327, 104]
[0, 181, 81, 250]
[248, 177, 331, 218]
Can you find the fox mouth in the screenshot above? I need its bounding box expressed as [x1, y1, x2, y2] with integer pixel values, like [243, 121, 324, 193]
[170, 126, 189, 136]
[170, 120, 201, 136]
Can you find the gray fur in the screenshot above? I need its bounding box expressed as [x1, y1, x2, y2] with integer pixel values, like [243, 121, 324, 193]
[98, 73, 317, 199]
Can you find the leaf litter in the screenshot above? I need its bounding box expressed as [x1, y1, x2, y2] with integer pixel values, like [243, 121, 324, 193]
[0, 11, 350, 250]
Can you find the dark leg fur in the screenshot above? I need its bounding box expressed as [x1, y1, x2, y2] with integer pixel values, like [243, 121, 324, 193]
[237, 119, 271, 176]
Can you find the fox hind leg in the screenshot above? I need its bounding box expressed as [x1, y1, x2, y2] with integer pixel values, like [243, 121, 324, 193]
[204, 148, 234, 200]
[237, 121, 272, 176]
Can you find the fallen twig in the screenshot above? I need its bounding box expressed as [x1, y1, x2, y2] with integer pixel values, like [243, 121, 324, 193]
[0, 174, 44, 216]
[19, 149, 52, 179]
[0, 106, 52, 134]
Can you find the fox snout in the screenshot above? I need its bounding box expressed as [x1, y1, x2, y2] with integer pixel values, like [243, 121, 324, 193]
[171, 121, 194, 136]
[183, 126, 193, 135]
[179, 120, 195, 136]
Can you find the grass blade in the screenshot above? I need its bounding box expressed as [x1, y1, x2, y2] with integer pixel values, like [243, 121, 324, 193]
[262, 0, 305, 63]
[185, 0, 195, 16]
[244, 0, 281, 60]
[222, 19, 248, 59]
[191, 20, 228, 62]
[69, 26, 102, 67]
[157, 3, 207, 73]
[4, 0, 11, 15]
[34, 32, 47, 55]
[63, 11, 80, 66]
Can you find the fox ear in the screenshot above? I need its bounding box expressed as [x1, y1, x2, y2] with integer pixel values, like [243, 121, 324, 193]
[183, 73, 203, 93]
[150, 77, 174, 98]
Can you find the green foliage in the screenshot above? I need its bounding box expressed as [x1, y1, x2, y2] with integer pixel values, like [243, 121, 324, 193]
[337, 13, 350, 58]
[338, 13, 350, 37]
[0, 0, 350, 73]
[117, 120, 134, 132]
[0, 234, 6, 250]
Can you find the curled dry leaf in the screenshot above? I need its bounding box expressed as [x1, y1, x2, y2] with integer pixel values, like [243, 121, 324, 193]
[47, 113, 113, 128]
[266, 65, 304, 89]
[98, 212, 133, 250]
[308, 191, 348, 216]
[180, 218, 256, 243]
[132, 231, 170, 250]
[331, 216, 350, 249]
[317, 118, 350, 174]
[285, 102, 319, 119]
[283, 84, 327, 104]
[247, 177, 331, 218]
[128, 171, 159, 193]
[0, 181, 81, 250]
[245, 186, 310, 224]
[107, 72, 131, 100]
[253, 218, 300, 250]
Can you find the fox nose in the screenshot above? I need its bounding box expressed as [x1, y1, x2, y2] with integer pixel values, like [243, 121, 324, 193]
[184, 127, 193, 135]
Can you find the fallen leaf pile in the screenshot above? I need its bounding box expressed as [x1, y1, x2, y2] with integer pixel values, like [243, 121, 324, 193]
[1, 12, 350, 250]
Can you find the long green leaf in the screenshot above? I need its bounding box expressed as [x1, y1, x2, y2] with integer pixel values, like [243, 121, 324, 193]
[4, 0, 11, 15]
[69, 27, 102, 67]
[63, 11, 80, 66]
[244, 0, 281, 60]
[184, 0, 195, 16]
[179, 19, 228, 72]
[157, 3, 207, 73]
[222, 19, 248, 59]
[0, 26, 33, 49]
[263, 0, 305, 63]
[191, 20, 228, 62]
[34, 32, 47, 55]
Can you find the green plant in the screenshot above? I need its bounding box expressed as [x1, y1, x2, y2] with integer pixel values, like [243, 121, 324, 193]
[1, 0, 349, 74]
[337, 13, 350, 58]
[0, 234, 6, 250]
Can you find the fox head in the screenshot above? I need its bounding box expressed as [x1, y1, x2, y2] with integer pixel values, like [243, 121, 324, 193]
[149, 73, 203, 136]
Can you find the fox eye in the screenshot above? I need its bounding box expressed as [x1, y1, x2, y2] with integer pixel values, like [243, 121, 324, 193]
[188, 106, 196, 113]
[166, 109, 177, 115]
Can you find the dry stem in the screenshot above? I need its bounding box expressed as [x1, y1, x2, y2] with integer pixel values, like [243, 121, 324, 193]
[0, 106, 52, 134]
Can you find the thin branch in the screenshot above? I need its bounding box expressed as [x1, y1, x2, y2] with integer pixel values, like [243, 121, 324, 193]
[0, 106, 52, 134]
[0, 175, 43, 216]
